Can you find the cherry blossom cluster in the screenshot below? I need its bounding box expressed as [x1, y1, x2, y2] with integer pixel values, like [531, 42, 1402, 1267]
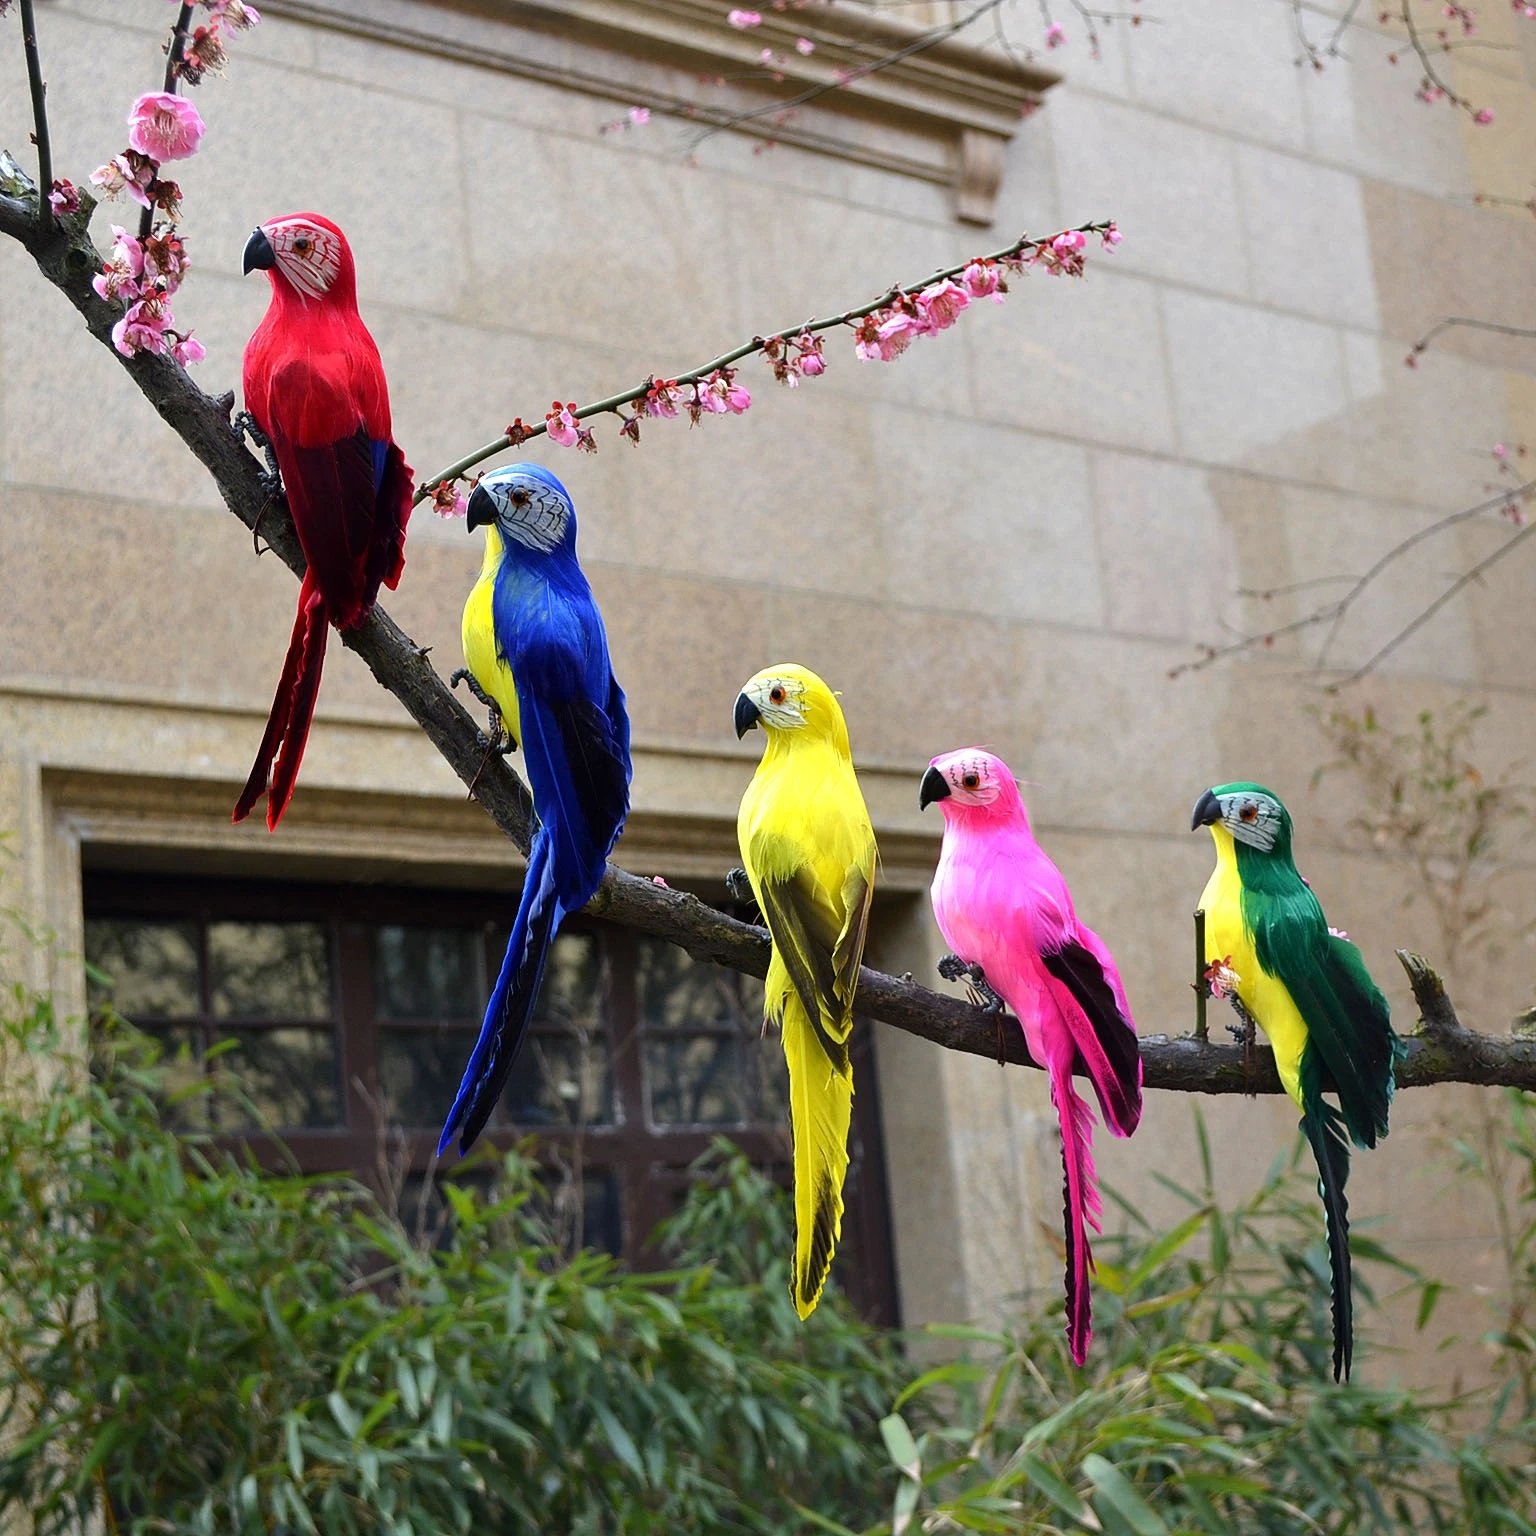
[420, 221, 1120, 512]
[1490, 440, 1530, 523]
[83, 1, 260, 363]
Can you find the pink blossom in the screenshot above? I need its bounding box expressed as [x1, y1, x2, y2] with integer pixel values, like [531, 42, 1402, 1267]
[852, 310, 912, 362]
[430, 479, 468, 518]
[575, 425, 597, 453]
[917, 278, 970, 331]
[697, 367, 752, 414]
[1100, 221, 1123, 248]
[545, 401, 581, 447]
[1474, 107, 1495, 124]
[1034, 228, 1088, 277]
[47, 179, 81, 217]
[93, 226, 145, 305]
[759, 47, 777, 64]
[1045, 20, 1065, 46]
[90, 153, 155, 209]
[795, 36, 815, 53]
[171, 331, 206, 367]
[1494, 442, 1509, 459]
[792, 330, 826, 377]
[1327, 926, 1350, 941]
[873, 307, 922, 359]
[142, 228, 189, 288]
[111, 297, 170, 358]
[179, 24, 228, 85]
[213, 0, 261, 30]
[727, 8, 762, 26]
[127, 92, 206, 163]
[629, 106, 651, 125]
[642, 377, 683, 417]
[961, 259, 1004, 300]
[1204, 957, 1241, 1000]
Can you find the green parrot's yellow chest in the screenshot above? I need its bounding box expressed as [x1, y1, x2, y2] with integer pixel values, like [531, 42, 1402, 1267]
[1199, 828, 1309, 1109]
[462, 535, 522, 744]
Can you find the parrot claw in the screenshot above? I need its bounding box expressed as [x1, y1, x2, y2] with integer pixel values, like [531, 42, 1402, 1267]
[941, 954, 1007, 1016]
[725, 867, 754, 903]
[451, 669, 517, 753]
[937, 952, 970, 983]
[234, 410, 284, 498]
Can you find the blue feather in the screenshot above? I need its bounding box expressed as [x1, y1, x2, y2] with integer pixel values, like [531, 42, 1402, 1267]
[438, 480, 631, 1156]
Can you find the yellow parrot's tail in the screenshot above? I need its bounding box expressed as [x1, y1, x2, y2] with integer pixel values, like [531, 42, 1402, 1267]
[783, 998, 854, 1319]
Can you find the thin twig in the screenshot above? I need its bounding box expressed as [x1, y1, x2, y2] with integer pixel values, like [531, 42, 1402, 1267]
[1409, 315, 1536, 362]
[17, 0, 52, 234]
[412, 220, 1113, 503]
[140, 2, 194, 241]
[1171, 479, 1536, 681]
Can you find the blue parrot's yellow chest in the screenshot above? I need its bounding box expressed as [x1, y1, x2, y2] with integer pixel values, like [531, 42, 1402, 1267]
[462, 534, 522, 743]
[1199, 828, 1309, 1108]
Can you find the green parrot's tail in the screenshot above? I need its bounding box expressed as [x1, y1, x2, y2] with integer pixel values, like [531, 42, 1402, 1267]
[1299, 1056, 1353, 1382]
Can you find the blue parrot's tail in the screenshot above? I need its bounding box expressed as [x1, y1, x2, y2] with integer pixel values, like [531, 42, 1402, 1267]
[438, 831, 561, 1158]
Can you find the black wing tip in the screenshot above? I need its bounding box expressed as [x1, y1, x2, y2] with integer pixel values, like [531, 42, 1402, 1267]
[796, 1175, 841, 1313]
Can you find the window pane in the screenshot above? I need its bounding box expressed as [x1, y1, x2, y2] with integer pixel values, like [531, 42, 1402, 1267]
[498, 931, 612, 1127]
[208, 923, 331, 1020]
[212, 1027, 340, 1128]
[127, 1025, 209, 1130]
[636, 936, 756, 1031]
[378, 1026, 476, 1128]
[537, 1169, 622, 1257]
[645, 1036, 747, 1126]
[504, 1029, 613, 1127]
[747, 1031, 790, 1124]
[374, 927, 481, 1021]
[84, 919, 199, 1018]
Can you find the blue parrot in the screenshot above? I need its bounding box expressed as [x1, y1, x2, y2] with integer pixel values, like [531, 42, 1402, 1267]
[439, 464, 632, 1157]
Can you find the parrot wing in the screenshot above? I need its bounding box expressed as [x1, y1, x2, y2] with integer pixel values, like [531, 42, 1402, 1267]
[1252, 890, 1400, 1150]
[1040, 936, 1143, 1138]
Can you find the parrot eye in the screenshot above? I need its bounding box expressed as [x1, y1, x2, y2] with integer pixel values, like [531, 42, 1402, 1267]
[961, 772, 980, 791]
[293, 236, 311, 254]
[1240, 803, 1259, 823]
[510, 487, 531, 507]
[769, 685, 786, 705]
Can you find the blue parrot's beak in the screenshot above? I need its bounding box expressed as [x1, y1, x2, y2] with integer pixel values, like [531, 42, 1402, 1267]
[242, 227, 276, 274]
[919, 766, 951, 810]
[734, 693, 761, 739]
[1191, 788, 1222, 830]
[465, 485, 496, 532]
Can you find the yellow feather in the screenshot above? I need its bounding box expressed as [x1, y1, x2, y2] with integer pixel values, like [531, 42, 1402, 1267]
[736, 664, 876, 1319]
[462, 524, 521, 744]
[1199, 824, 1309, 1109]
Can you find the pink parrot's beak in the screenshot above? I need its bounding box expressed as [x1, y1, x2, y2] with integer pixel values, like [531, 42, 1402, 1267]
[918, 765, 950, 811]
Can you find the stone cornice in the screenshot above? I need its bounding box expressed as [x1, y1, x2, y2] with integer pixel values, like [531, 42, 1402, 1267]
[258, 0, 1058, 222]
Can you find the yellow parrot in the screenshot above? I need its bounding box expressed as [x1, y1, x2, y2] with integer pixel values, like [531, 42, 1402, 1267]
[733, 664, 877, 1319]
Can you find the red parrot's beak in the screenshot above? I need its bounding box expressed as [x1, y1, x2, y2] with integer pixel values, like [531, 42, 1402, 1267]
[242, 227, 276, 274]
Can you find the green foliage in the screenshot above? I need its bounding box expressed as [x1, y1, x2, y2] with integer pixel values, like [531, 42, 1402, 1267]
[0, 1000, 901, 1534]
[870, 1112, 1536, 1535]
[2, 994, 1535, 1535]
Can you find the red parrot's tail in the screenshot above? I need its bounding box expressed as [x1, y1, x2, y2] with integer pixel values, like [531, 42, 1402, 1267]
[233, 573, 328, 830]
[1051, 1060, 1102, 1367]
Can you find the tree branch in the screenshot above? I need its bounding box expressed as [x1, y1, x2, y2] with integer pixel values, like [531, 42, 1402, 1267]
[4, 187, 1536, 1096]
[140, 3, 195, 241]
[16, 0, 52, 235]
[412, 221, 1114, 504]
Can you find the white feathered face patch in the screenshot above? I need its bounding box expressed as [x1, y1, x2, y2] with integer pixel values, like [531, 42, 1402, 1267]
[743, 673, 808, 731]
[1217, 788, 1284, 851]
[479, 469, 572, 554]
[264, 217, 343, 299]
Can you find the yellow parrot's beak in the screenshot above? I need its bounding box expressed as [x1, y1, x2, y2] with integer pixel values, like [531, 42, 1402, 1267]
[734, 693, 761, 739]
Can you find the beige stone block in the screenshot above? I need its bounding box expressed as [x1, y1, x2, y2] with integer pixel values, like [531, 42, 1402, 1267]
[458, 115, 739, 360]
[1454, 60, 1536, 206]
[180, 61, 470, 319]
[1236, 143, 1379, 328]
[984, 106, 1063, 238]
[1296, 30, 1474, 197]
[968, 267, 1178, 455]
[868, 415, 1104, 628]
[1341, 333, 1511, 511]
[1048, 93, 1249, 301]
[1161, 288, 1354, 484]
[1124, 0, 1309, 150]
[1091, 452, 1259, 643]
[1454, 506, 1536, 692]
[1360, 182, 1536, 370]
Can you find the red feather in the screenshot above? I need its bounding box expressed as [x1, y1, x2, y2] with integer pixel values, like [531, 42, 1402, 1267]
[235, 213, 413, 828]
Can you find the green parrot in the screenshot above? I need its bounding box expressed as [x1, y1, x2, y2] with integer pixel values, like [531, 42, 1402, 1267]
[1192, 781, 1406, 1381]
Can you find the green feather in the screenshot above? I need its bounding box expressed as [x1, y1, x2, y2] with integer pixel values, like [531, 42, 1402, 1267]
[1299, 1041, 1354, 1381]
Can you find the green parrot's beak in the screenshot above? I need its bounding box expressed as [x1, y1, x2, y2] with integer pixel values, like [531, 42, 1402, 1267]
[242, 227, 276, 274]
[1191, 788, 1222, 830]
[734, 693, 761, 739]
[918, 765, 950, 810]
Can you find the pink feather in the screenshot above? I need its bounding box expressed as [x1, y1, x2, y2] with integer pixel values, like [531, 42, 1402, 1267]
[925, 748, 1143, 1365]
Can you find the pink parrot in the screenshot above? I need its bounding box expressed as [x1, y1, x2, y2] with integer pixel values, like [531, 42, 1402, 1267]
[233, 211, 413, 830]
[921, 748, 1143, 1365]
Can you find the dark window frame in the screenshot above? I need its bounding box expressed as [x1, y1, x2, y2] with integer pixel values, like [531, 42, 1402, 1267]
[82, 869, 900, 1325]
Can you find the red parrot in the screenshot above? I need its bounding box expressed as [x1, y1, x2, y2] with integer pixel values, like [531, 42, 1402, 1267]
[234, 211, 413, 829]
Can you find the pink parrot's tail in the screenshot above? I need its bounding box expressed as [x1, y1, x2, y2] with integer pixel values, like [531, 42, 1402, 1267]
[1052, 1061, 1102, 1367]
[233, 573, 328, 831]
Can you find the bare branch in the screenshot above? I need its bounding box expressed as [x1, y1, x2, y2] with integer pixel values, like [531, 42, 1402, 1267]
[140, 3, 195, 241]
[5, 188, 1536, 1096]
[1171, 479, 1536, 682]
[16, 0, 51, 235]
[414, 219, 1115, 503]
[1408, 314, 1536, 364]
